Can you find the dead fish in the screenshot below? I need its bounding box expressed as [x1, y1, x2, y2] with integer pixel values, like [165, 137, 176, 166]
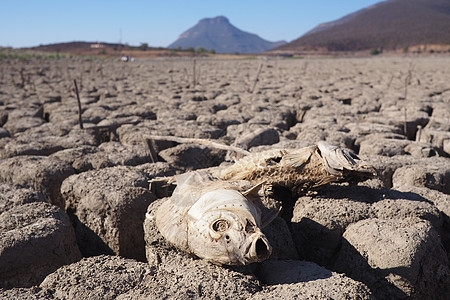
[151, 141, 375, 265]
[154, 170, 274, 266]
[220, 141, 376, 194]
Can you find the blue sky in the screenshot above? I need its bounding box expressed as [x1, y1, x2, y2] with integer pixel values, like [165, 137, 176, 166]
[1, 0, 382, 48]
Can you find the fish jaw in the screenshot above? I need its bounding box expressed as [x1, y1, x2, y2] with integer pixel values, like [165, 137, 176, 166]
[205, 230, 272, 265]
[242, 231, 272, 264]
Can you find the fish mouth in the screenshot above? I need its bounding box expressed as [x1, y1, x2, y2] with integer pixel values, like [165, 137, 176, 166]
[244, 234, 272, 264]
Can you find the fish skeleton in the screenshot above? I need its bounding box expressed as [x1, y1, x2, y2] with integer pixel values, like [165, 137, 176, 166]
[152, 141, 376, 265]
[220, 141, 376, 194]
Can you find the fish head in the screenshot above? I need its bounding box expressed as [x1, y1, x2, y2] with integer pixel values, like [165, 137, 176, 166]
[186, 189, 272, 265]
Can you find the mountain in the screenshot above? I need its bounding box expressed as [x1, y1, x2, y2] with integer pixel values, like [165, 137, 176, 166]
[31, 41, 122, 52]
[168, 16, 286, 53]
[302, 2, 386, 36]
[274, 0, 450, 52]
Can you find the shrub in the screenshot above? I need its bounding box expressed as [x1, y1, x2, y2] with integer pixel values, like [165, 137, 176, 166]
[196, 47, 206, 53]
[370, 48, 382, 55]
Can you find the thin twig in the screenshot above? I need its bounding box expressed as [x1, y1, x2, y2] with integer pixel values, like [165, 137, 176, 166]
[302, 62, 308, 75]
[144, 135, 251, 156]
[250, 62, 263, 93]
[404, 76, 409, 100]
[403, 107, 408, 136]
[403, 62, 415, 100]
[145, 139, 159, 163]
[386, 75, 394, 90]
[192, 58, 196, 87]
[73, 79, 84, 129]
[416, 125, 422, 142]
[19, 68, 25, 88]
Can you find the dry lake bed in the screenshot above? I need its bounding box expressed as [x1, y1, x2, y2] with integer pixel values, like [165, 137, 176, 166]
[0, 55, 449, 299]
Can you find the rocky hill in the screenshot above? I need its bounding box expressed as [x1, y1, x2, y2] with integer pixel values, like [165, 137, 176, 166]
[275, 0, 450, 52]
[31, 41, 121, 52]
[168, 16, 286, 53]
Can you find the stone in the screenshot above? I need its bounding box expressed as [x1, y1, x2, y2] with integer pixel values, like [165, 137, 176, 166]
[81, 106, 111, 124]
[392, 185, 450, 261]
[369, 194, 442, 229]
[34, 253, 260, 300]
[291, 194, 371, 265]
[359, 136, 410, 157]
[416, 128, 450, 156]
[0, 128, 10, 138]
[0, 183, 47, 213]
[158, 143, 226, 171]
[39, 255, 153, 299]
[233, 127, 280, 150]
[404, 141, 439, 158]
[362, 154, 416, 189]
[50, 145, 99, 172]
[345, 122, 403, 137]
[0, 156, 75, 207]
[116, 122, 174, 151]
[263, 217, 299, 261]
[392, 159, 450, 194]
[0, 202, 81, 289]
[2, 124, 99, 158]
[3, 116, 45, 135]
[379, 108, 429, 140]
[87, 141, 151, 169]
[252, 260, 374, 300]
[333, 218, 450, 299]
[61, 166, 157, 260]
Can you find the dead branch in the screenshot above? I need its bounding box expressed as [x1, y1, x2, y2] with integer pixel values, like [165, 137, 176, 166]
[73, 79, 84, 129]
[403, 62, 415, 100]
[144, 135, 251, 156]
[192, 58, 196, 87]
[250, 62, 263, 93]
[145, 139, 159, 163]
[403, 107, 408, 136]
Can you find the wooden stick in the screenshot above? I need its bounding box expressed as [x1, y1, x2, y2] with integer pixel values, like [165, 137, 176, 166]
[73, 79, 83, 129]
[144, 135, 251, 156]
[145, 138, 159, 163]
[192, 58, 196, 87]
[250, 62, 263, 93]
[403, 107, 408, 136]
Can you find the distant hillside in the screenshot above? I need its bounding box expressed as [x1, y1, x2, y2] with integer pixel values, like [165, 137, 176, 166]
[302, 2, 386, 36]
[169, 16, 286, 54]
[29, 41, 191, 58]
[31, 42, 122, 52]
[275, 0, 450, 52]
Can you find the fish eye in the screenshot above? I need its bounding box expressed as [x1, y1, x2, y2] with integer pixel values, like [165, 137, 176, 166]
[212, 219, 230, 232]
[245, 219, 256, 233]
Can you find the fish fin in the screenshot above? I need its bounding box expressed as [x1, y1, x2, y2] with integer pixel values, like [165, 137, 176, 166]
[243, 182, 281, 228]
[242, 181, 266, 196]
[281, 146, 315, 168]
[166, 171, 215, 210]
[260, 205, 281, 229]
[317, 141, 377, 179]
[155, 198, 189, 252]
